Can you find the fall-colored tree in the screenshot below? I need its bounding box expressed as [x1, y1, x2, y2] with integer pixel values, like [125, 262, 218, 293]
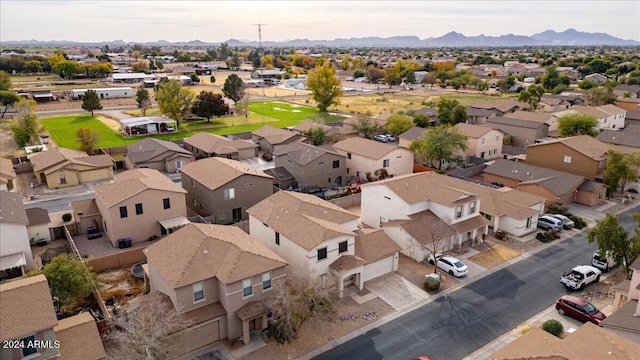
[155, 79, 194, 126]
[386, 114, 414, 136]
[75, 127, 100, 155]
[306, 62, 343, 112]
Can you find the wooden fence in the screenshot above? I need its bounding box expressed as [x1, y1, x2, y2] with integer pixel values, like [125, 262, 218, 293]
[87, 247, 147, 273]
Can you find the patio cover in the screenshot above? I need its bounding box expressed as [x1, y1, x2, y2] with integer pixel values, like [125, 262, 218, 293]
[158, 215, 190, 230]
[0, 252, 26, 271]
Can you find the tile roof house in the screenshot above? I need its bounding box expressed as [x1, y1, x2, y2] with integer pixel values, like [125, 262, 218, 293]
[468, 100, 529, 117]
[124, 138, 194, 173]
[274, 142, 346, 189]
[614, 84, 640, 99]
[251, 125, 310, 153]
[466, 107, 497, 125]
[330, 137, 414, 181]
[617, 98, 640, 113]
[504, 110, 558, 132]
[180, 157, 273, 224]
[485, 116, 549, 148]
[398, 126, 426, 149]
[596, 124, 640, 154]
[584, 72, 608, 84]
[290, 121, 338, 139]
[453, 123, 504, 160]
[0, 275, 106, 360]
[247, 190, 400, 297]
[483, 159, 606, 207]
[0, 158, 17, 192]
[29, 147, 114, 189]
[603, 256, 640, 344]
[0, 192, 34, 278]
[361, 172, 491, 260]
[26, 207, 51, 243]
[524, 135, 610, 181]
[93, 168, 188, 247]
[538, 95, 572, 113]
[184, 132, 258, 160]
[143, 223, 288, 348]
[572, 105, 627, 130]
[263, 166, 295, 190]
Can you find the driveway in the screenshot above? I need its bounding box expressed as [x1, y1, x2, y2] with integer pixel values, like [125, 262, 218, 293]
[364, 273, 430, 311]
[567, 203, 607, 224]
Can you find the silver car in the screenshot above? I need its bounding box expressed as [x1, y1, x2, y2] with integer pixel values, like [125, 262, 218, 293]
[549, 214, 574, 229]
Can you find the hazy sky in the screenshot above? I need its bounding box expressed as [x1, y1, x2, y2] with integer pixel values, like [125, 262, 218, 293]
[2, 1, 639, 43]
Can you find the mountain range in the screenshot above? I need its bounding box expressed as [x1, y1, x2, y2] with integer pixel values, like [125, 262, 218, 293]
[3, 29, 639, 48]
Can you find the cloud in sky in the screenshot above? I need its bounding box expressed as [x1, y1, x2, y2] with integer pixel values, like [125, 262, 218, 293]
[1, 1, 638, 42]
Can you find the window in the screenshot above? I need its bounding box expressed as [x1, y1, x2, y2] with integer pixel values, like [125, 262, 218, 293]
[135, 203, 143, 215]
[191, 178, 195, 187]
[598, 190, 603, 200]
[356, 171, 360, 177]
[469, 201, 476, 214]
[333, 160, 340, 168]
[244, 183, 253, 187]
[317, 247, 327, 260]
[262, 272, 272, 290]
[21, 335, 37, 356]
[163, 198, 171, 209]
[193, 282, 204, 302]
[383, 159, 390, 168]
[563, 155, 572, 163]
[598, 160, 605, 169]
[226, 154, 233, 159]
[347, 168, 350, 174]
[526, 217, 532, 229]
[455, 206, 463, 219]
[192, 197, 197, 206]
[243, 278, 253, 297]
[339, 240, 348, 253]
[224, 188, 235, 200]
[59, 173, 67, 184]
[275, 232, 280, 245]
[495, 135, 500, 142]
[481, 138, 485, 144]
[119, 206, 128, 218]
[347, 153, 352, 159]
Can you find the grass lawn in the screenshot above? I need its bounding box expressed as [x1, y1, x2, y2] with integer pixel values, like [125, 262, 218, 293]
[41, 115, 140, 149]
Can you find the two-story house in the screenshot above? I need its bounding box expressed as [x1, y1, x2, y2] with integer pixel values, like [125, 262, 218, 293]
[251, 125, 310, 153]
[30, 147, 114, 189]
[143, 223, 288, 350]
[184, 132, 258, 160]
[0, 275, 106, 360]
[180, 157, 273, 224]
[124, 138, 194, 173]
[330, 137, 414, 180]
[596, 124, 640, 155]
[26, 207, 51, 244]
[603, 256, 640, 344]
[93, 168, 188, 247]
[504, 111, 558, 132]
[0, 192, 34, 278]
[274, 142, 346, 189]
[453, 123, 503, 160]
[468, 100, 529, 117]
[247, 190, 400, 297]
[485, 116, 549, 148]
[361, 172, 491, 260]
[398, 127, 426, 149]
[0, 158, 17, 192]
[524, 135, 610, 182]
[572, 105, 626, 130]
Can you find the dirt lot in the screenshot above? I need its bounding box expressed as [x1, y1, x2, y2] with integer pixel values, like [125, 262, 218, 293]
[468, 245, 521, 269]
[99, 268, 145, 306]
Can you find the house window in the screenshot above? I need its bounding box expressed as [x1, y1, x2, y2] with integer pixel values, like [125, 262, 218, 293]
[328, 177, 331, 183]
[119, 206, 128, 218]
[455, 206, 463, 219]
[245, 183, 253, 187]
[193, 282, 204, 302]
[59, 173, 67, 184]
[135, 203, 143, 215]
[226, 154, 233, 159]
[347, 153, 352, 159]
[526, 217, 532, 229]
[347, 168, 350, 174]
[163, 198, 171, 209]
[275, 232, 280, 245]
[469, 201, 476, 214]
[243, 278, 253, 297]
[224, 188, 235, 200]
[339, 240, 348, 253]
[598, 190, 603, 200]
[495, 135, 500, 142]
[481, 138, 485, 144]
[262, 272, 272, 290]
[317, 247, 327, 261]
[356, 171, 360, 177]
[191, 178, 195, 187]
[333, 160, 340, 168]
[563, 155, 572, 163]
[598, 160, 605, 169]
[192, 197, 197, 206]
[21, 335, 37, 356]
[383, 159, 390, 168]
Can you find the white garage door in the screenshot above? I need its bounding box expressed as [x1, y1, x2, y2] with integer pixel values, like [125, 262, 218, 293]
[363, 256, 395, 282]
[170, 318, 220, 356]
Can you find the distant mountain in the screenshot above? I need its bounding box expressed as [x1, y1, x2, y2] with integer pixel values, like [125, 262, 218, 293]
[2, 29, 638, 48]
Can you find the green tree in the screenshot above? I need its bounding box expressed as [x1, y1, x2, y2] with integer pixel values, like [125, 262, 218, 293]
[9, 100, 41, 147]
[496, 75, 516, 92]
[209, 75, 216, 84]
[0, 90, 21, 118]
[539, 65, 570, 92]
[405, 71, 416, 84]
[81, 89, 102, 115]
[306, 62, 343, 112]
[135, 87, 151, 116]
[409, 125, 468, 169]
[52, 60, 82, 79]
[349, 115, 385, 139]
[384, 61, 404, 87]
[423, 72, 438, 88]
[517, 84, 545, 110]
[222, 74, 245, 103]
[155, 79, 194, 126]
[413, 114, 432, 128]
[353, 70, 365, 78]
[587, 213, 640, 279]
[0, 70, 11, 90]
[24, 59, 44, 73]
[556, 113, 599, 137]
[191, 91, 229, 122]
[27, 253, 98, 312]
[578, 79, 597, 90]
[585, 86, 617, 106]
[606, 150, 640, 194]
[302, 126, 327, 146]
[75, 127, 100, 155]
[437, 98, 467, 125]
[386, 114, 414, 136]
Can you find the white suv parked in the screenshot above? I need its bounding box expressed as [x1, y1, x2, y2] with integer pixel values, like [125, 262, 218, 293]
[427, 253, 469, 277]
[537, 215, 563, 231]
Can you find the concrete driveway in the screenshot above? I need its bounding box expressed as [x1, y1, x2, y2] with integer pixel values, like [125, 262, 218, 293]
[364, 273, 430, 311]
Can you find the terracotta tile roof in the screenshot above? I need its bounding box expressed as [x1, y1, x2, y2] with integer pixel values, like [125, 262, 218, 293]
[26, 207, 50, 225]
[485, 159, 586, 196]
[94, 168, 186, 207]
[54, 312, 106, 360]
[0, 191, 29, 224]
[126, 138, 192, 164]
[144, 223, 287, 288]
[273, 142, 342, 165]
[180, 157, 272, 190]
[184, 132, 257, 154]
[329, 255, 366, 272]
[354, 228, 400, 263]
[596, 124, 640, 148]
[527, 135, 610, 160]
[450, 214, 491, 233]
[30, 147, 88, 173]
[332, 137, 403, 160]
[252, 125, 302, 145]
[0, 275, 58, 341]
[503, 111, 554, 123]
[392, 210, 455, 246]
[247, 190, 359, 251]
[235, 301, 268, 321]
[571, 105, 609, 119]
[453, 123, 494, 138]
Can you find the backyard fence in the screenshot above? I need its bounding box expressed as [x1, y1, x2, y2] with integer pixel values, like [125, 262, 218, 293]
[86, 247, 147, 273]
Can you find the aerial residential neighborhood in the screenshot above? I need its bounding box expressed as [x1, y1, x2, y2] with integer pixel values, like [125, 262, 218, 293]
[1, 2, 640, 360]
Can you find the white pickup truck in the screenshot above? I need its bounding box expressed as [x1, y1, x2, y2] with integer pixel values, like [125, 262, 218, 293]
[592, 251, 616, 272]
[560, 265, 601, 290]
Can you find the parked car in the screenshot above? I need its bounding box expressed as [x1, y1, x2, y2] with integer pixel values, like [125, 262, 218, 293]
[549, 214, 574, 229]
[373, 134, 388, 143]
[537, 215, 564, 231]
[556, 295, 606, 325]
[427, 253, 469, 277]
[592, 250, 617, 272]
[383, 134, 396, 142]
[560, 265, 601, 290]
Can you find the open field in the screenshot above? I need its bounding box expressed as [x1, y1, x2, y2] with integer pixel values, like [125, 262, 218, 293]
[41, 115, 140, 149]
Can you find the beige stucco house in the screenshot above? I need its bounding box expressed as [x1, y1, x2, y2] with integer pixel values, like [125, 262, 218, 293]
[0, 158, 17, 192]
[0, 192, 34, 279]
[274, 142, 346, 189]
[26, 207, 51, 244]
[144, 223, 288, 351]
[251, 125, 310, 153]
[184, 132, 258, 160]
[331, 137, 414, 180]
[453, 123, 503, 160]
[180, 157, 273, 224]
[124, 138, 194, 173]
[30, 147, 114, 189]
[94, 168, 188, 247]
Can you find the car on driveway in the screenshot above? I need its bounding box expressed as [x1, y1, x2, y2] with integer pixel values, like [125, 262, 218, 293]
[427, 253, 469, 277]
[556, 295, 606, 325]
[373, 134, 388, 143]
[537, 215, 564, 231]
[549, 214, 574, 229]
[383, 134, 396, 142]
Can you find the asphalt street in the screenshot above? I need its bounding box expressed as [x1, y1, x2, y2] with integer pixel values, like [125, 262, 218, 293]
[315, 208, 639, 360]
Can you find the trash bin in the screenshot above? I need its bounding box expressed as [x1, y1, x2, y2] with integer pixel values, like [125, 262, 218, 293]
[118, 239, 126, 249]
[124, 237, 132, 248]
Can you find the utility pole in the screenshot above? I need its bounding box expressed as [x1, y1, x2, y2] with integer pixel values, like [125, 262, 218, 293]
[252, 22, 269, 121]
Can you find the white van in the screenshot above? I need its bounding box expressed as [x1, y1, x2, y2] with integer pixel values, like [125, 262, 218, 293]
[592, 251, 616, 272]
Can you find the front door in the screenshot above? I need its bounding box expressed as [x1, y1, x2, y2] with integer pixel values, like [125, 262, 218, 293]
[232, 208, 242, 222]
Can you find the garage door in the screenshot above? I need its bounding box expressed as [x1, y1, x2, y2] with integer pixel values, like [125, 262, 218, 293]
[170, 318, 220, 356]
[363, 256, 394, 282]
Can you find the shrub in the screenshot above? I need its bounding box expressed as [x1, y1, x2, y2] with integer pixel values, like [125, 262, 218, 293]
[423, 274, 441, 292]
[62, 213, 72, 222]
[569, 215, 587, 229]
[546, 202, 569, 215]
[542, 319, 563, 337]
[536, 232, 550, 242]
[546, 229, 560, 239]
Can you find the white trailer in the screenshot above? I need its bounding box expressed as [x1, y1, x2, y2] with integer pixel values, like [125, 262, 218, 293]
[71, 87, 134, 100]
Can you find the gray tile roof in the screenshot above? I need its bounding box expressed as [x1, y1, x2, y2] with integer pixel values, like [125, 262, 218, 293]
[126, 138, 192, 164]
[484, 159, 586, 196]
[596, 124, 640, 148]
[26, 207, 50, 226]
[273, 142, 342, 165]
[486, 116, 549, 129]
[0, 191, 28, 224]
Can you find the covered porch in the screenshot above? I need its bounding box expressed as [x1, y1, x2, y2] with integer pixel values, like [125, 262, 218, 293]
[451, 215, 491, 250]
[235, 301, 269, 345]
